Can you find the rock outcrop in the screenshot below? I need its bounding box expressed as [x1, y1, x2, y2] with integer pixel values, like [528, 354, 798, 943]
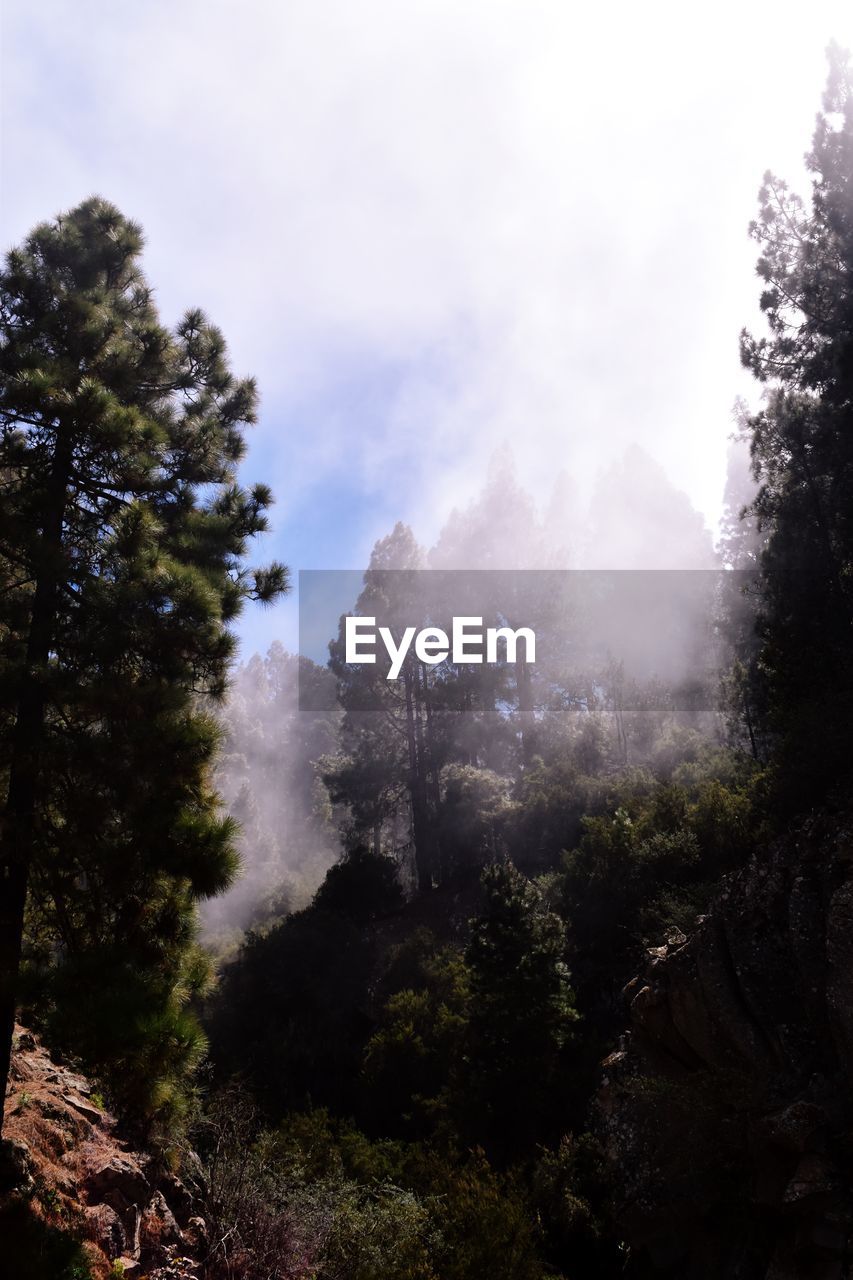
[2, 1025, 203, 1278]
[598, 812, 853, 1278]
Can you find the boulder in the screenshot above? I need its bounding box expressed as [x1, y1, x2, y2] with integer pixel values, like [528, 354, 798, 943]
[183, 1216, 209, 1251]
[0, 1136, 34, 1192]
[61, 1093, 104, 1126]
[140, 1189, 184, 1257]
[84, 1153, 150, 1207]
[85, 1201, 127, 1259]
[156, 1170, 196, 1227]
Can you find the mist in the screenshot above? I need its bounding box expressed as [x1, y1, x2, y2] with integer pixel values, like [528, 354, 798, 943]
[205, 444, 753, 932]
[4, 1, 852, 663]
[4, 0, 781, 946]
[7, 7, 853, 1275]
[200, 647, 341, 946]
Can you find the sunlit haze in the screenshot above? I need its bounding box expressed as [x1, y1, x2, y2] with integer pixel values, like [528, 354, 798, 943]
[3, 0, 852, 654]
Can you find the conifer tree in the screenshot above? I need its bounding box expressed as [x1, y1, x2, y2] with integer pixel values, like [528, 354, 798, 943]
[463, 862, 577, 1159]
[0, 198, 287, 1133]
[326, 523, 442, 891]
[740, 44, 853, 808]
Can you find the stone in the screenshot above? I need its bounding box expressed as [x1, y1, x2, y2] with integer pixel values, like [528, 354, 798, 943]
[61, 1093, 103, 1125]
[85, 1202, 127, 1258]
[183, 1216, 209, 1250]
[0, 1136, 34, 1191]
[156, 1170, 196, 1226]
[763, 1101, 825, 1154]
[140, 1189, 183, 1253]
[84, 1153, 150, 1207]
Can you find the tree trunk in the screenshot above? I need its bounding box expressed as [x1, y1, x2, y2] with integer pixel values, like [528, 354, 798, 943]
[743, 687, 759, 762]
[0, 425, 71, 1136]
[420, 662, 444, 879]
[403, 664, 432, 893]
[517, 656, 535, 766]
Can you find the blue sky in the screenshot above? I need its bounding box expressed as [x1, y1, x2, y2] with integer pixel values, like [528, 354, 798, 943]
[3, 0, 853, 658]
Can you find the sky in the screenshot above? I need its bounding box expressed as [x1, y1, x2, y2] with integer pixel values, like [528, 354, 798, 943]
[3, 0, 853, 657]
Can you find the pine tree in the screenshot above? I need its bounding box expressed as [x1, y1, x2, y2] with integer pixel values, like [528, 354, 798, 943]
[740, 44, 853, 808]
[0, 198, 287, 1133]
[463, 862, 577, 1159]
[326, 523, 443, 891]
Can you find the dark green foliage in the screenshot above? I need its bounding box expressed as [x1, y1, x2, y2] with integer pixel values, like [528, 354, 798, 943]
[740, 44, 853, 812]
[462, 862, 578, 1160]
[206, 732, 757, 1268]
[313, 845, 404, 924]
[563, 800, 697, 994]
[208, 848, 404, 1117]
[413, 1151, 548, 1280]
[315, 1123, 552, 1280]
[195, 1095, 439, 1280]
[362, 931, 470, 1140]
[197, 1100, 557, 1280]
[27, 943, 211, 1127]
[209, 906, 374, 1118]
[528, 1134, 623, 1277]
[561, 766, 760, 1023]
[510, 759, 625, 868]
[0, 197, 286, 1134]
[436, 765, 514, 876]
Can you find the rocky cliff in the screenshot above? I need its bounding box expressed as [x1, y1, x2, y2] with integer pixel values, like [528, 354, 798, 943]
[598, 812, 853, 1279]
[1, 1026, 207, 1278]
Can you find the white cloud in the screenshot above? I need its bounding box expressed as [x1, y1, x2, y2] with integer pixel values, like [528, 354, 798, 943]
[3, 0, 852, 579]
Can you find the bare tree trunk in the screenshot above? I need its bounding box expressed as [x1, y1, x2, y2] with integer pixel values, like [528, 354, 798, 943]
[743, 688, 759, 762]
[403, 665, 432, 893]
[517, 656, 535, 766]
[420, 662, 444, 879]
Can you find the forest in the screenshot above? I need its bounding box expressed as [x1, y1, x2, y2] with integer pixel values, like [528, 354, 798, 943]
[2, 40, 853, 1280]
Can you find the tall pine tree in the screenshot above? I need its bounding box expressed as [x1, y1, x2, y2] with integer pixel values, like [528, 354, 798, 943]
[0, 198, 287, 1133]
[740, 43, 853, 810]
